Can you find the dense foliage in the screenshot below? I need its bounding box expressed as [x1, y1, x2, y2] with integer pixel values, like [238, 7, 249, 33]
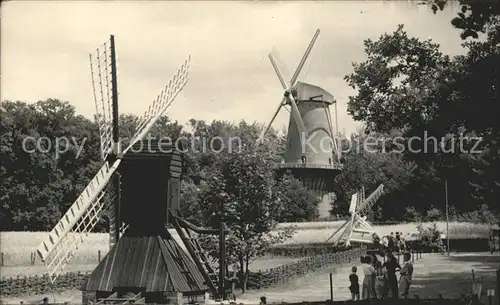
[343, 6, 500, 223]
[2, 2, 499, 238]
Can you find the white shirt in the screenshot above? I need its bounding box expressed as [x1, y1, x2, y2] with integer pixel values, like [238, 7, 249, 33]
[362, 263, 375, 275]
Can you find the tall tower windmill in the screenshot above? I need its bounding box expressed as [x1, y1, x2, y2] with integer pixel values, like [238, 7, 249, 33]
[258, 29, 343, 215]
[35, 35, 222, 304]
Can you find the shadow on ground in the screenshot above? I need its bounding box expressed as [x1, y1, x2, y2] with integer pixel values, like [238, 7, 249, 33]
[410, 254, 499, 303]
[448, 254, 500, 265]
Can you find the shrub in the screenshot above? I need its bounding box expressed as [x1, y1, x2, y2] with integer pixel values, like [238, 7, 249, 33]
[458, 204, 499, 225]
[403, 206, 422, 222]
[426, 206, 443, 222]
[416, 222, 444, 252]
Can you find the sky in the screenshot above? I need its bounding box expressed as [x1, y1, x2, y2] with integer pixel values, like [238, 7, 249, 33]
[2, 1, 465, 135]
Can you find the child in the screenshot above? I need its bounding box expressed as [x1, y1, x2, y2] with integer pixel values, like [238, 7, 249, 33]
[349, 266, 360, 300]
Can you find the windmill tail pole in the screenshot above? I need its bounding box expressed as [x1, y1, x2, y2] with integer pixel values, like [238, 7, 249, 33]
[110, 35, 119, 151]
[219, 201, 226, 300]
[109, 34, 121, 248]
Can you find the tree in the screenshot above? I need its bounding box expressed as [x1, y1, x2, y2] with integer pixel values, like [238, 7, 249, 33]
[0, 98, 190, 231]
[0, 99, 101, 231]
[430, 0, 500, 39]
[331, 130, 416, 220]
[273, 172, 320, 222]
[196, 134, 292, 293]
[343, 21, 500, 216]
[179, 180, 202, 226]
[344, 25, 453, 135]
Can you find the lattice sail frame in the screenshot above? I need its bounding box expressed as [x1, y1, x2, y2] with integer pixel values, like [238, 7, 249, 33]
[131, 56, 191, 146]
[325, 184, 385, 246]
[36, 36, 191, 283]
[90, 41, 114, 161]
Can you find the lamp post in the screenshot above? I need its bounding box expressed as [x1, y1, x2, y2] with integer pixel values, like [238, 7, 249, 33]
[219, 201, 226, 300]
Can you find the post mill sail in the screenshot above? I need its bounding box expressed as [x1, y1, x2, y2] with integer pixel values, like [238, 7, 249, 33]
[36, 35, 223, 303]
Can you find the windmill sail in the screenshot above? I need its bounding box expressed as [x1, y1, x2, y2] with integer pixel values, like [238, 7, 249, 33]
[356, 184, 384, 215]
[325, 184, 384, 245]
[35, 36, 191, 283]
[131, 56, 190, 145]
[36, 161, 121, 282]
[90, 41, 115, 161]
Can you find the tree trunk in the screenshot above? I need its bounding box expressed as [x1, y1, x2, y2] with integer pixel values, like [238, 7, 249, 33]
[243, 253, 250, 293]
[239, 256, 246, 293]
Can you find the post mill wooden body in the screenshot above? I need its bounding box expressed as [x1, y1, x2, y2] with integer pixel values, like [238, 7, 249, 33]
[82, 142, 218, 303]
[35, 35, 222, 304]
[259, 29, 343, 216]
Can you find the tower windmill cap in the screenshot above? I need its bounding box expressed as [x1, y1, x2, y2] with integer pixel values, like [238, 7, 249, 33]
[292, 81, 335, 103]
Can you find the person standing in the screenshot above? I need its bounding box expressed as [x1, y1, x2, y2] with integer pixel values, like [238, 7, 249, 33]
[399, 252, 414, 299]
[383, 251, 401, 298]
[395, 232, 401, 253]
[361, 255, 376, 299]
[374, 261, 388, 299]
[388, 233, 395, 253]
[370, 252, 379, 270]
[349, 266, 360, 300]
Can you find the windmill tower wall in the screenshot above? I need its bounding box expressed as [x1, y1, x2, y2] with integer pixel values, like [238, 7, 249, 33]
[261, 28, 342, 220]
[284, 100, 335, 166]
[276, 83, 342, 219]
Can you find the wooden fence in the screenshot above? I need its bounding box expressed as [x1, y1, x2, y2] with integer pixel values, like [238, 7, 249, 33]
[246, 246, 366, 289]
[0, 297, 485, 305]
[0, 247, 366, 298]
[0, 272, 89, 297]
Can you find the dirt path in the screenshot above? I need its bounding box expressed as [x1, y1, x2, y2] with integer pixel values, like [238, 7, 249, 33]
[241, 252, 499, 302]
[2, 252, 498, 304]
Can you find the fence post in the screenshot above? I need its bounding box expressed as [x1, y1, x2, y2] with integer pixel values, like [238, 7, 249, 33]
[98, 250, 101, 263]
[285, 265, 288, 284]
[329, 273, 333, 301]
[1, 252, 3, 266]
[496, 269, 499, 305]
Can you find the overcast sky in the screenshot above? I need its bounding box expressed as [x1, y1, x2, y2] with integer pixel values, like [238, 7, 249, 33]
[2, 1, 464, 135]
